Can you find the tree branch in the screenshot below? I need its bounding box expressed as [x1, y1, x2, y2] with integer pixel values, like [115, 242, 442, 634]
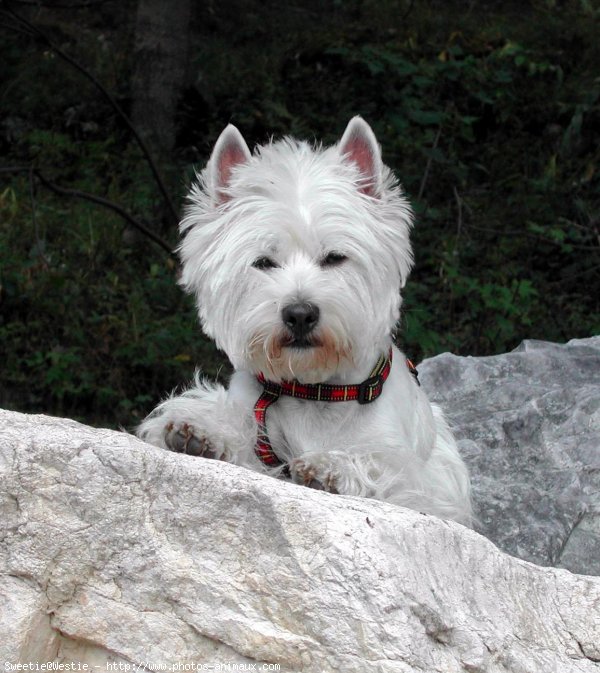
[2, 1, 179, 228]
[417, 125, 442, 203]
[400, 0, 415, 23]
[6, 0, 114, 8]
[2, 166, 175, 257]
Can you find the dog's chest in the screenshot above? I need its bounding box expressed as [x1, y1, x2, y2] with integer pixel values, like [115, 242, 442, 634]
[267, 397, 373, 454]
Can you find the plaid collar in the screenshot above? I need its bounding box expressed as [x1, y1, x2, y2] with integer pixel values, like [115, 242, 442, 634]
[253, 348, 419, 473]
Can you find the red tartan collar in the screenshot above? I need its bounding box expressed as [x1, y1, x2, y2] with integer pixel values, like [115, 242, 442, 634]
[256, 347, 393, 405]
[253, 348, 421, 474]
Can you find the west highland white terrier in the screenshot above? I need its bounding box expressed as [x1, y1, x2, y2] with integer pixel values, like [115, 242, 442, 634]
[138, 117, 472, 526]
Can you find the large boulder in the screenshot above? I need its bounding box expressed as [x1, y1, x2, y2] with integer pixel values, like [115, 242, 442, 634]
[419, 336, 600, 575]
[1, 407, 599, 672]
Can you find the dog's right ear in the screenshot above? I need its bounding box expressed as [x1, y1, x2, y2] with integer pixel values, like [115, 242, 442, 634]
[209, 124, 251, 204]
[339, 116, 383, 197]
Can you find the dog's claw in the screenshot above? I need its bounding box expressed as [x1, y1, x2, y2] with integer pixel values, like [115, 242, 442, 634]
[304, 477, 338, 494]
[325, 475, 339, 495]
[165, 423, 218, 459]
[292, 460, 338, 494]
[305, 477, 325, 490]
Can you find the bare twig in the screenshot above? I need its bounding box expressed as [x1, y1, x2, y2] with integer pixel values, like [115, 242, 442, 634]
[546, 264, 600, 285]
[2, 1, 179, 228]
[0, 14, 33, 36]
[400, 0, 415, 23]
[417, 125, 442, 202]
[2, 166, 175, 256]
[452, 185, 463, 251]
[6, 0, 113, 7]
[448, 186, 464, 330]
[28, 166, 50, 265]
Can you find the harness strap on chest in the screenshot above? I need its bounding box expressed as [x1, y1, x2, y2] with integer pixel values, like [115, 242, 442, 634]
[254, 380, 286, 471]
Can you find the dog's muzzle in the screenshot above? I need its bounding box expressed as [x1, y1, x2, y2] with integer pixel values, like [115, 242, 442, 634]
[281, 302, 320, 347]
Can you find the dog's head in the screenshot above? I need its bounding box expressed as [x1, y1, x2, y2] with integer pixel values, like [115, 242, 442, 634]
[179, 117, 414, 382]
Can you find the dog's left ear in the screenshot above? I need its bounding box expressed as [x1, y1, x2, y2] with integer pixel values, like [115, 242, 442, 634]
[209, 124, 251, 204]
[339, 117, 383, 197]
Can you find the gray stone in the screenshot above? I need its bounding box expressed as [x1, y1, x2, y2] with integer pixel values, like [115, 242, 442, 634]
[419, 336, 600, 574]
[1, 409, 600, 671]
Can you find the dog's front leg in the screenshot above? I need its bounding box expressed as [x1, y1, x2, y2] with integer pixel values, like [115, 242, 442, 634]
[136, 379, 255, 466]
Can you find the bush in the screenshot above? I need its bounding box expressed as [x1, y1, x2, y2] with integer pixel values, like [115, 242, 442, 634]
[0, 1, 598, 427]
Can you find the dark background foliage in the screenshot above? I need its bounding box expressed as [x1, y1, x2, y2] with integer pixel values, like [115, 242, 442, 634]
[0, 0, 599, 429]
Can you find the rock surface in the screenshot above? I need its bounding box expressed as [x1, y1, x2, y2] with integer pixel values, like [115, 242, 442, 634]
[419, 336, 600, 575]
[1, 408, 600, 671]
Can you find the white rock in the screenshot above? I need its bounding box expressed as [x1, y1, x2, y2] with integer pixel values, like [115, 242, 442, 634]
[1, 409, 599, 672]
[418, 336, 600, 574]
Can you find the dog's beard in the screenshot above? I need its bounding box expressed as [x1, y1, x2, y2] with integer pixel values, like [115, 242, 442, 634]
[248, 326, 352, 383]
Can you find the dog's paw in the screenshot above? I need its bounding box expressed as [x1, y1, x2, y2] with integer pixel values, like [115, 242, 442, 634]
[164, 422, 221, 460]
[291, 459, 338, 494]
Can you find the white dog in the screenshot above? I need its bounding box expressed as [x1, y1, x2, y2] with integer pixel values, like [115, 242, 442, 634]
[137, 117, 472, 526]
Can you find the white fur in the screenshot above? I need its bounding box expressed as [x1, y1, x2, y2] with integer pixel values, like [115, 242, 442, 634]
[137, 117, 472, 526]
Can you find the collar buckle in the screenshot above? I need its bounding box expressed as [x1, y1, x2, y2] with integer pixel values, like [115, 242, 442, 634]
[357, 374, 381, 405]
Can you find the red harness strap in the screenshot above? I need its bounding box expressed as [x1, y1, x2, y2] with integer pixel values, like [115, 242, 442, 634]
[253, 349, 420, 472]
[254, 379, 286, 469]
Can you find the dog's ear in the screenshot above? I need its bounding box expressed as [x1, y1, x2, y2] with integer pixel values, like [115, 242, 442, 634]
[209, 124, 251, 204]
[339, 117, 382, 197]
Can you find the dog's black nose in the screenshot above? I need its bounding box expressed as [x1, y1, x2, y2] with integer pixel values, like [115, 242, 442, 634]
[282, 302, 320, 338]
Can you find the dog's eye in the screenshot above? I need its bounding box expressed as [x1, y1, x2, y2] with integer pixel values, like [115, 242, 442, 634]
[252, 256, 279, 271]
[321, 252, 348, 267]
